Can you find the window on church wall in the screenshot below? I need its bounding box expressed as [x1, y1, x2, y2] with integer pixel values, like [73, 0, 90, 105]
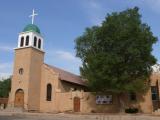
[20, 37, 24, 47]
[128, 92, 137, 101]
[19, 68, 24, 75]
[34, 37, 37, 47]
[38, 39, 41, 49]
[46, 84, 52, 101]
[151, 86, 158, 101]
[25, 36, 29, 46]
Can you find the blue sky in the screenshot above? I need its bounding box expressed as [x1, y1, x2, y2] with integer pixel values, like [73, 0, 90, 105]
[0, 0, 160, 78]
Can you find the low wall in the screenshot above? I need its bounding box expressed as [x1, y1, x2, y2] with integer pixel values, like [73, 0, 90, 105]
[55, 91, 120, 113]
[0, 98, 8, 104]
[40, 91, 153, 114]
[0, 98, 8, 109]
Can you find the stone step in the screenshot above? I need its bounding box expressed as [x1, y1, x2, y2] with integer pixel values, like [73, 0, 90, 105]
[2, 107, 24, 113]
[153, 109, 160, 115]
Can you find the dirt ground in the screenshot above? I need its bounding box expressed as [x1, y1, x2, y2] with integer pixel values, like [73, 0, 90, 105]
[0, 112, 160, 120]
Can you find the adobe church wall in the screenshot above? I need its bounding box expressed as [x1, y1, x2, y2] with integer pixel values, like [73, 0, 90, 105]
[39, 64, 60, 112]
[40, 91, 120, 113]
[9, 48, 33, 110]
[117, 73, 160, 114]
[55, 91, 121, 113]
[80, 92, 120, 113]
[39, 90, 154, 114]
[56, 91, 154, 113]
[27, 48, 44, 111]
[39, 64, 159, 113]
[59, 80, 87, 92]
[119, 91, 153, 113]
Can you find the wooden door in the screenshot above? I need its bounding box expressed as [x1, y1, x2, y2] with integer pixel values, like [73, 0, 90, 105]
[74, 97, 80, 112]
[14, 89, 24, 107]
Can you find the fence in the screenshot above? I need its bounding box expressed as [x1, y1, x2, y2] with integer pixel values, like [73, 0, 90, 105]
[0, 98, 8, 109]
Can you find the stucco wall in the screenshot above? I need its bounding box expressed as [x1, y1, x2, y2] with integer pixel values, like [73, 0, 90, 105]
[9, 47, 44, 111]
[39, 66, 160, 114]
[27, 47, 44, 111]
[40, 91, 120, 113]
[40, 64, 60, 112]
[59, 81, 87, 92]
[9, 48, 33, 109]
[39, 64, 86, 112]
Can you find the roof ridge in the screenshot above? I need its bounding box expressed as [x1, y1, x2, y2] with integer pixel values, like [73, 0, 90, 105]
[44, 63, 86, 86]
[44, 63, 81, 77]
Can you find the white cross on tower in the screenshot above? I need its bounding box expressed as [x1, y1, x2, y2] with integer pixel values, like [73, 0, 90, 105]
[29, 9, 38, 24]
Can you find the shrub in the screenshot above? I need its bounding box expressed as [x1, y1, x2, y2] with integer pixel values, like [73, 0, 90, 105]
[125, 108, 138, 113]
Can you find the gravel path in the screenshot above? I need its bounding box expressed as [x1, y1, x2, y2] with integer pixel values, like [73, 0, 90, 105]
[0, 112, 160, 120]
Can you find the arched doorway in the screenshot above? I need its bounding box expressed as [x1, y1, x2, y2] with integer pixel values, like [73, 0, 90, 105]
[73, 97, 80, 112]
[14, 89, 24, 108]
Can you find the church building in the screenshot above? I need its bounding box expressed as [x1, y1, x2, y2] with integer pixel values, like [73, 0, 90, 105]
[8, 10, 160, 114]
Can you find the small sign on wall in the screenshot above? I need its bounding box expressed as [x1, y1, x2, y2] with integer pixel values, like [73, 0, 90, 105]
[96, 95, 112, 104]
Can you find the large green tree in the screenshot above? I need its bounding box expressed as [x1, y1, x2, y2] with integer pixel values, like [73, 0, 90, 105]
[75, 7, 157, 93]
[0, 77, 11, 98]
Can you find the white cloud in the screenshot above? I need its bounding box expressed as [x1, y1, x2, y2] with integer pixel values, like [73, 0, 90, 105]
[0, 73, 11, 80]
[88, 0, 101, 9]
[80, 0, 109, 25]
[45, 49, 82, 75]
[0, 62, 12, 69]
[0, 46, 13, 52]
[0, 62, 13, 80]
[55, 51, 79, 61]
[145, 0, 160, 13]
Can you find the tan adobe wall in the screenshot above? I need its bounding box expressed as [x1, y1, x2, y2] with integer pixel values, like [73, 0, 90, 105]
[27, 48, 44, 111]
[119, 91, 152, 113]
[40, 64, 60, 112]
[8, 47, 44, 111]
[39, 65, 159, 114]
[55, 91, 120, 113]
[79, 92, 120, 113]
[53, 91, 153, 113]
[59, 81, 86, 92]
[118, 73, 160, 114]
[9, 48, 33, 109]
[40, 91, 120, 113]
[39, 64, 87, 112]
[150, 73, 160, 86]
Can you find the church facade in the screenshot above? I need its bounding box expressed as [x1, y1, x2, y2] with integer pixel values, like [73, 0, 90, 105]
[8, 21, 160, 114]
[8, 24, 87, 112]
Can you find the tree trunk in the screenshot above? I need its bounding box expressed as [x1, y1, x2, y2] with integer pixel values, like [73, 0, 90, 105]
[118, 93, 125, 113]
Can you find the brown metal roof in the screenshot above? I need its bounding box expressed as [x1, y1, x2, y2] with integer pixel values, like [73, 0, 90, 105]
[45, 64, 86, 86]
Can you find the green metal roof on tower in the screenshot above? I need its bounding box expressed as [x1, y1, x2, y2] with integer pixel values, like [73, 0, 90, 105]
[23, 24, 41, 34]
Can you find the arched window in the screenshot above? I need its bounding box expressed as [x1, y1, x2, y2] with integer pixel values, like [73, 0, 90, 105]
[38, 39, 41, 49]
[25, 36, 29, 46]
[46, 84, 52, 101]
[19, 68, 24, 75]
[34, 37, 37, 47]
[20, 37, 24, 47]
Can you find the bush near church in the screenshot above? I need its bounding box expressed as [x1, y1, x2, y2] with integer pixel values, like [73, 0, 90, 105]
[0, 77, 11, 98]
[0, 77, 11, 109]
[125, 108, 139, 114]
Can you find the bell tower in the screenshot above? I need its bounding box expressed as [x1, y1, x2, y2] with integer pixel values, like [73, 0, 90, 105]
[9, 10, 44, 111]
